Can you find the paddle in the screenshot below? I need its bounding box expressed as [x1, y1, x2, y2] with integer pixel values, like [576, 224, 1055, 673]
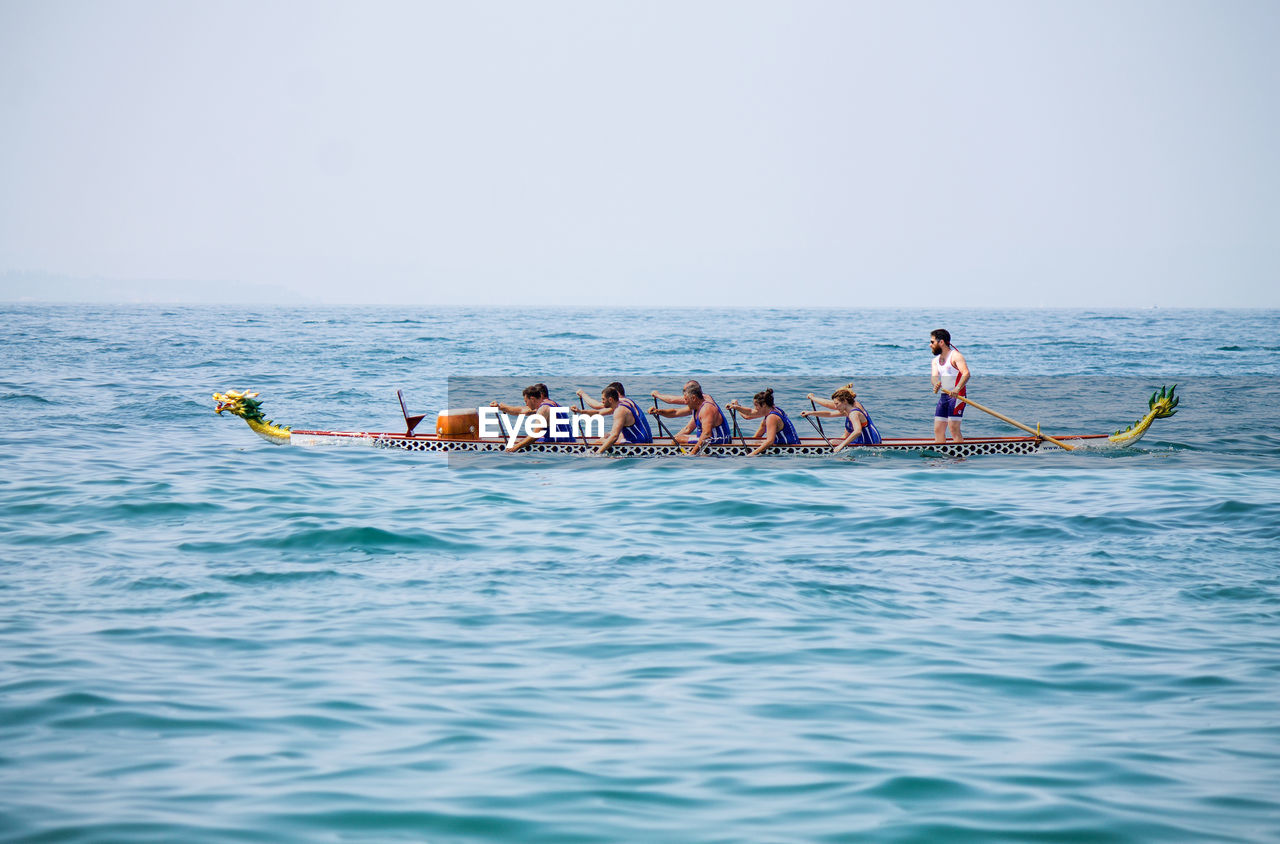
[807, 397, 834, 448]
[649, 399, 687, 455]
[730, 405, 746, 445]
[941, 389, 1076, 451]
[576, 395, 589, 445]
[492, 403, 511, 442]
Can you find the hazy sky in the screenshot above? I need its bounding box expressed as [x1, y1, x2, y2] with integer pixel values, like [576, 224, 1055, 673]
[1, 1, 1276, 306]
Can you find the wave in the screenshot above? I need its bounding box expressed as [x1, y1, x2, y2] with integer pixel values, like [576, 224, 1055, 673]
[214, 569, 349, 585]
[0, 392, 52, 404]
[180, 525, 477, 555]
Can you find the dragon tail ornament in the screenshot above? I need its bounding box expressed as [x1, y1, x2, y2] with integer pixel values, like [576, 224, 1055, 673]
[1108, 384, 1178, 447]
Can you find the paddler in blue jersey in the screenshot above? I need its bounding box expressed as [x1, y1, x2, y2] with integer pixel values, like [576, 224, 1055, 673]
[491, 383, 575, 452]
[802, 386, 882, 452]
[726, 388, 801, 456]
[651, 381, 731, 455]
[576, 381, 636, 420]
[579, 383, 653, 453]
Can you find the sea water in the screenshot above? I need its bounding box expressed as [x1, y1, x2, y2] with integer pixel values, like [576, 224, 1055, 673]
[1, 305, 1278, 842]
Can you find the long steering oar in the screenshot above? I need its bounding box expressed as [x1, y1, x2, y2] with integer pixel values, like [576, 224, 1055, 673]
[807, 398, 834, 448]
[942, 389, 1075, 451]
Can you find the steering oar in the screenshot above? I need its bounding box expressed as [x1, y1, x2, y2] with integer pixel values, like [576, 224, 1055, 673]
[942, 389, 1075, 451]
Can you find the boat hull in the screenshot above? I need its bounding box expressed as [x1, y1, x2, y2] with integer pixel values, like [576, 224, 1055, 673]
[287, 431, 1115, 458]
[215, 386, 1177, 457]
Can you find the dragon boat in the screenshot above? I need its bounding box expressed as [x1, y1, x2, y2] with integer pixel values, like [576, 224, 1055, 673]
[213, 386, 1180, 458]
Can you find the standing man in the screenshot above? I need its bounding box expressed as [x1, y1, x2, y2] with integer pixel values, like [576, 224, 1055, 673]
[930, 328, 970, 443]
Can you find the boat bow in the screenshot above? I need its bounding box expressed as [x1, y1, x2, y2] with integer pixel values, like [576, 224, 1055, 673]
[213, 390, 292, 444]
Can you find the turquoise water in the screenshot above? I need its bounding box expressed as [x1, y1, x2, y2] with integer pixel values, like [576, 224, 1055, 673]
[2, 306, 1279, 842]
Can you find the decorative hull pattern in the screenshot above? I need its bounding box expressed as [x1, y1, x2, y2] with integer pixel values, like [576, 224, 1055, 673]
[215, 386, 1178, 459]
[286, 430, 1111, 457]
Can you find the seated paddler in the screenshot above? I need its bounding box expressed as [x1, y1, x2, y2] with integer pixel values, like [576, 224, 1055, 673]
[587, 383, 653, 453]
[491, 383, 576, 452]
[650, 379, 717, 415]
[725, 388, 801, 456]
[801, 386, 882, 452]
[576, 381, 629, 417]
[805, 381, 855, 413]
[651, 381, 731, 455]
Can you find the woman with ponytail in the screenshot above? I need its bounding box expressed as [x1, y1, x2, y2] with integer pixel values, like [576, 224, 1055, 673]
[726, 388, 801, 457]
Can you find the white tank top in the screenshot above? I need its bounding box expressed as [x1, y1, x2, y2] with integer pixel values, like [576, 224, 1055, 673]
[933, 348, 962, 389]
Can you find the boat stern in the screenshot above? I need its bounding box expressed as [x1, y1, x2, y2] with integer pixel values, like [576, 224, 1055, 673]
[1107, 385, 1179, 447]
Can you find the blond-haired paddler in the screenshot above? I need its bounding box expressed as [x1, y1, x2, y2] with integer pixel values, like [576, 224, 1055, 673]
[802, 386, 882, 452]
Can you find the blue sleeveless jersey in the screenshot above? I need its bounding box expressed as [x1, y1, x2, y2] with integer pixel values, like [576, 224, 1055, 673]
[844, 406, 882, 445]
[538, 400, 576, 443]
[768, 407, 801, 446]
[691, 399, 732, 446]
[617, 397, 652, 444]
